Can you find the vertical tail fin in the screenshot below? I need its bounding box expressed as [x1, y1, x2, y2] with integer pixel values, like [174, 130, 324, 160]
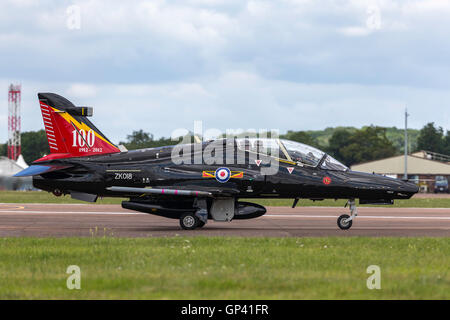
[36, 93, 120, 161]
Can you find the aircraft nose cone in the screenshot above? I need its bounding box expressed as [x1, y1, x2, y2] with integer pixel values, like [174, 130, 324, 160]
[403, 181, 419, 194]
[391, 179, 419, 198]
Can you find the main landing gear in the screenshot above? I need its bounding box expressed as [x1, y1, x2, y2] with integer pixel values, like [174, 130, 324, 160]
[337, 199, 358, 230]
[179, 200, 208, 230]
[179, 213, 206, 230]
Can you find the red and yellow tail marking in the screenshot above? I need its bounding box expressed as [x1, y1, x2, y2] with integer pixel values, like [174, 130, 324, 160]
[40, 102, 68, 154]
[38, 101, 120, 160]
[55, 106, 117, 149]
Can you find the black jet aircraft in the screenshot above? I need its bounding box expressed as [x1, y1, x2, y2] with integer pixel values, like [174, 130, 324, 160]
[15, 93, 419, 230]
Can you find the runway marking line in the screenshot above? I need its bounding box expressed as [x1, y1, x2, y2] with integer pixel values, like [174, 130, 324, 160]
[0, 210, 142, 215]
[0, 205, 25, 210]
[265, 214, 450, 220]
[1, 203, 450, 210]
[0, 226, 448, 231]
[0, 210, 449, 220]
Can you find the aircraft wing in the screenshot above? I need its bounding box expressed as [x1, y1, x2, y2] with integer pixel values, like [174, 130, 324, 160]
[14, 164, 73, 177]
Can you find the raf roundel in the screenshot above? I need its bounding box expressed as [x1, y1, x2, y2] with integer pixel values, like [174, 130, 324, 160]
[215, 167, 231, 183]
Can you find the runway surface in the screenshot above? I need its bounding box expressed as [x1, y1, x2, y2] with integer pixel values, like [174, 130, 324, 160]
[0, 203, 449, 237]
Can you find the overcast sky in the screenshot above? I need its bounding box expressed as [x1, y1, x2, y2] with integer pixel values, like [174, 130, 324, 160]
[1, 0, 450, 143]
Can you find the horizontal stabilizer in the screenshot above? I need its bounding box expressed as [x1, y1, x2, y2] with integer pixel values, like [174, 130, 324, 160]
[13, 164, 72, 177]
[107, 186, 213, 197]
[70, 191, 98, 203]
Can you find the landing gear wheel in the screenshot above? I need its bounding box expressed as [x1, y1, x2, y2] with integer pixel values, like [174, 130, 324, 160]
[180, 213, 200, 230]
[337, 214, 352, 230]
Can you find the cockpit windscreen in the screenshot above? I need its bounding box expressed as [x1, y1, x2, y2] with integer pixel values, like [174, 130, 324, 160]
[235, 138, 349, 171]
[320, 155, 348, 171]
[280, 139, 324, 166]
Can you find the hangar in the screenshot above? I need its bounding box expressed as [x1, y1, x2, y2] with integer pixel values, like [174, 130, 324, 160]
[351, 151, 450, 193]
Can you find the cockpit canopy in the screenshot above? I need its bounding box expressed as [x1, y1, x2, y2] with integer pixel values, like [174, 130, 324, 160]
[236, 138, 348, 171]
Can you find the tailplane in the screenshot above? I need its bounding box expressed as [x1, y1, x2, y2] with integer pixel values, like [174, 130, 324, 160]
[36, 93, 120, 161]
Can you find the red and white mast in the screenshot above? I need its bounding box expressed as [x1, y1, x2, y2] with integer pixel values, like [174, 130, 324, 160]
[8, 84, 21, 161]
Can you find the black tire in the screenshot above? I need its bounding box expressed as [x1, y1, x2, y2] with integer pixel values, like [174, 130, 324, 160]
[337, 214, 352, 230]
[179, 213, 200, 230]
[197, 221, 206, 228]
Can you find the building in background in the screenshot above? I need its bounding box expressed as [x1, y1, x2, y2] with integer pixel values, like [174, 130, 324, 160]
[351, 151, 450, 193]
[0, 155, 32, 190]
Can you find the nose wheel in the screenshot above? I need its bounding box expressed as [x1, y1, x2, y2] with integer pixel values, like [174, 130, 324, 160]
[337, 199, 357, 230]
[337, 214, 352, 230]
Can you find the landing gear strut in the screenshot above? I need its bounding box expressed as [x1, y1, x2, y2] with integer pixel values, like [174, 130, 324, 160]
[337, 199, 357, 230]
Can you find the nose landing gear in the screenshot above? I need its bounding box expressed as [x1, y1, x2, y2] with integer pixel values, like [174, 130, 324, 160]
[337, 199, 357, 230]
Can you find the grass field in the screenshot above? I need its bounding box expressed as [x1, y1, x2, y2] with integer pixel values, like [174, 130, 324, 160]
[0, 237, 447, 299]
[0, 191, 449, 208]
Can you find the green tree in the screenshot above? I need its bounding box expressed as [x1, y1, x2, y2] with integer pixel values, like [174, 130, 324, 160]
[120, 130, 183, 150]
[326, 129, 352, 162]
[0, 130, 50, 163]
[338, 126, 397, 166]
[417, 122, 444, 153]
[0, 143, 6, 157]
[21, 130, 50, 163]
[444, 131, 450, 155]
[122, 130, 154, 150]
[281, 131, 321, 148]
[385, 127, 420, 153]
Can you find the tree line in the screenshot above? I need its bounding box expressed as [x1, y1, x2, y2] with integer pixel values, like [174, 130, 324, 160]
[0, 130, 49, 165]
[1, 123, 449, 166]
[285, 124, 450, 165]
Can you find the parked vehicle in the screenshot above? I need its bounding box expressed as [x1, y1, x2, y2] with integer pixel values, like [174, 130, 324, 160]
[434, 176, 449, 193]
